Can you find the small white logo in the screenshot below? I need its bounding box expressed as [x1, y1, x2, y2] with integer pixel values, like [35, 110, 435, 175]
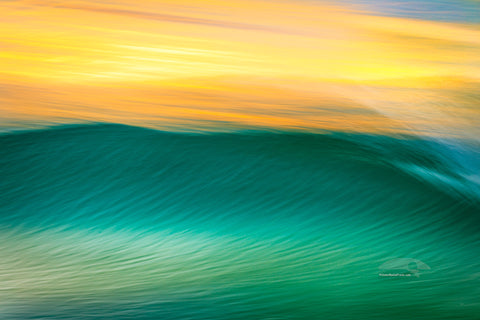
[379, 258, 431, 277]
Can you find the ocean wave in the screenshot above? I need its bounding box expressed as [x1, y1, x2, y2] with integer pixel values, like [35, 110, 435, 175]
[0, 123, 479, 319]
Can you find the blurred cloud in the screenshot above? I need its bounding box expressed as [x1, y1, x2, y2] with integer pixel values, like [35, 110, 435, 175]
[0, 0, 479, 136]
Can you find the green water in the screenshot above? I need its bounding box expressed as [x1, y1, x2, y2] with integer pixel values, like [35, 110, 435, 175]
[0, 124, 479, 319]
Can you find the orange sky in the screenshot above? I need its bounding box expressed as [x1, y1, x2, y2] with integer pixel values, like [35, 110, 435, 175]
[1, 0, 479, 135]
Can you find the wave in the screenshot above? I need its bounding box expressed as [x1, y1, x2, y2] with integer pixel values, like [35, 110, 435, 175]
[0, 123, 479, 319]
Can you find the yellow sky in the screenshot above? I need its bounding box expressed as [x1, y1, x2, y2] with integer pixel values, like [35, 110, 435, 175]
[1, 0, 479, 134]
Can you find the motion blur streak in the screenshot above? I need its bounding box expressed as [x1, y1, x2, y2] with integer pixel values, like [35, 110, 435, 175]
[1, 0, 479, 136]
[1, 0, 480, 319]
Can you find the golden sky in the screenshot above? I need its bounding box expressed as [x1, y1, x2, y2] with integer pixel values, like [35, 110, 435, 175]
[1, 0, 479, 135]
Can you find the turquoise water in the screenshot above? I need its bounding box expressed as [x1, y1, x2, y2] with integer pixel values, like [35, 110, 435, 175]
[0, 123, 479, 319]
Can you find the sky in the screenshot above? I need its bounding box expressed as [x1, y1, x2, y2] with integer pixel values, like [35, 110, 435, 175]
[1, 0, 479, 136]
[347, 0, 480, 23]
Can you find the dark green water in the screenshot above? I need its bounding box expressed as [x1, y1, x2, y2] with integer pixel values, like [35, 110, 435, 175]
[0, 123, 479, 319]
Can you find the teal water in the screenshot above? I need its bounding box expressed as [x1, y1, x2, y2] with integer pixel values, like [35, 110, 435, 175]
[0, 123, 479, 319]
